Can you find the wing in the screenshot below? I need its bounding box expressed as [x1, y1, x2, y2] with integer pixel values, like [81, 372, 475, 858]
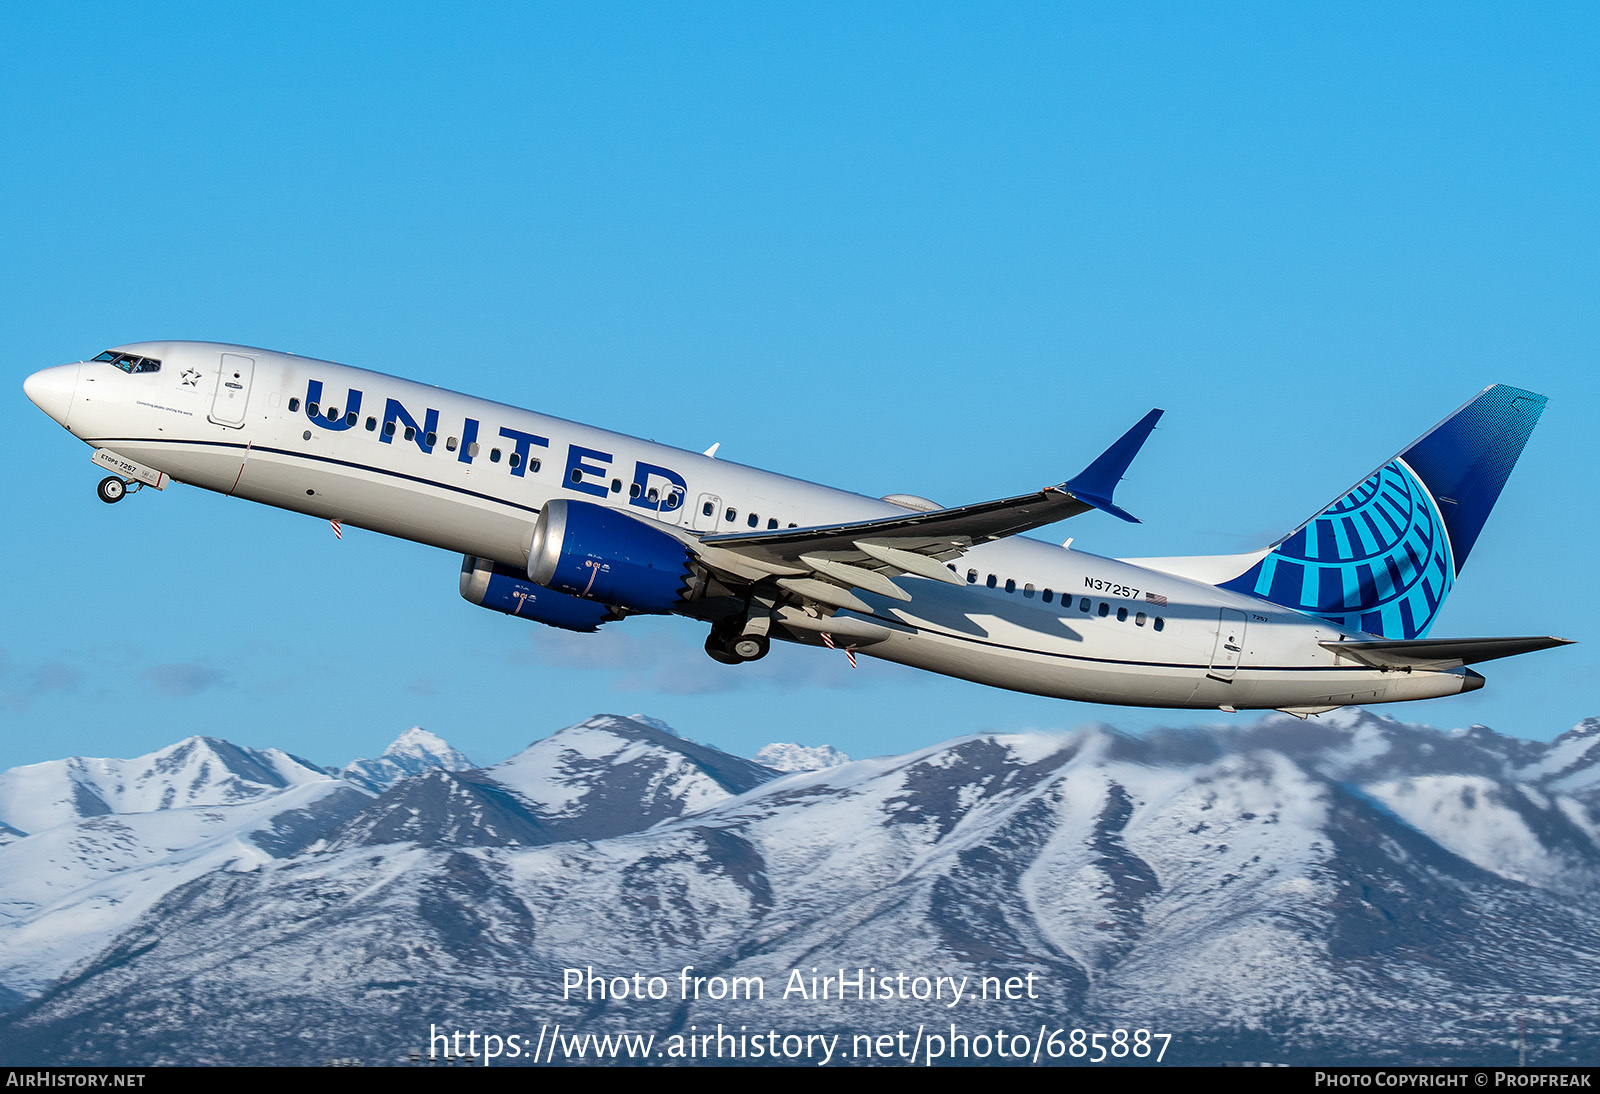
[693, 409, 1163, 615]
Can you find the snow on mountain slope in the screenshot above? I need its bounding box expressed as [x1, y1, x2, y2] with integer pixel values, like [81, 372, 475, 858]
[480, 714, 775, 840]
[0, 737, 328, 836]
[0, 779, 352, 995]
[0, 727, 474, 999]
[339, 728, 474, 794]
[5, 712, 1600, 1066]
[752, 742, 850, 772]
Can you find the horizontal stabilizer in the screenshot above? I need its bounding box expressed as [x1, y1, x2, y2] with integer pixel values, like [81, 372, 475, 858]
[1321, 635, 1573, 670]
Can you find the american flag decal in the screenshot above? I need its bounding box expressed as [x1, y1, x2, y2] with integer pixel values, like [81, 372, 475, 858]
[330, 519, 342, 540]
[1145, 591, 1167, 606]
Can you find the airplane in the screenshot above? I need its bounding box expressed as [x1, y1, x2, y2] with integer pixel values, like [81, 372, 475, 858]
[23, 341, 1571, 717]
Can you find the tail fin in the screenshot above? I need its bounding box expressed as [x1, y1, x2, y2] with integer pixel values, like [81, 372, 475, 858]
[1218, 384, 1546, 639]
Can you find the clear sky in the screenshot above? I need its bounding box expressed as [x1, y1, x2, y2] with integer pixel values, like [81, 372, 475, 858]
[3, 3, 1596, 771]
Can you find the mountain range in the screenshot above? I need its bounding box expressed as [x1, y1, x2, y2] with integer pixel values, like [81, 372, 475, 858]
[1, 710, 1597, 1066]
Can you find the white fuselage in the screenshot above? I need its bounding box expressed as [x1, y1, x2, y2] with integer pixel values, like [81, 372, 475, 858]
[30, 341, 1476, 711]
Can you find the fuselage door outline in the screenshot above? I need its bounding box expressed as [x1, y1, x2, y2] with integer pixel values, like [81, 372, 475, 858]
[208, 353, 256, 429]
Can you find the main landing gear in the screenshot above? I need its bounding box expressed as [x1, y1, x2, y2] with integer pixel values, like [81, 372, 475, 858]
[704, 616, 772, 665]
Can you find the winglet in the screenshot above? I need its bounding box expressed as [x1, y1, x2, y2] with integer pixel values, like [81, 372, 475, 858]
[1058, 408, 1163, 523]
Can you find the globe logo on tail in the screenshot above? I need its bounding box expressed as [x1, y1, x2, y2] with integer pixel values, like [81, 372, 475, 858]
[1227, 458, 1454, 639]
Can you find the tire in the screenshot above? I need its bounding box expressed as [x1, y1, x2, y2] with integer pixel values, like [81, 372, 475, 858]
[97, 477, 127, 504]
[731, 634, 770, 662]
[704, 633, 742, 665]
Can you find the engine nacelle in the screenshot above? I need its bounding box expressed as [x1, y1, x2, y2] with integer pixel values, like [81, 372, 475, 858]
[527, 499, 694, 614]
[459, 555, 616, 632]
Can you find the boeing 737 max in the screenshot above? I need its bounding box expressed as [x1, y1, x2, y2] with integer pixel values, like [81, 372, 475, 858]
[23, 342, 1570, 716]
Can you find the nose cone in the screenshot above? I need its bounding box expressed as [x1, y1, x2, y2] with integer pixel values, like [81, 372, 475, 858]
[24, 363, 80, 428]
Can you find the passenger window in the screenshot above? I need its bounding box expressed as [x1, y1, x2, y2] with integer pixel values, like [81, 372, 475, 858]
[967, 569, 978, 584]
[631, 484, 642, 498]
[446, 436, 458, 452]
[702, 501, 714, 516]
[510, 452, 522, 469]
[767, 518, 778, 529]
[1117, 607, 1128, 622]
[467, 442, 479, 456]
[326, 406, 339, 420]
[569, 468, 582, 483]
[530, 458, 541, 472]
[384, 421, 396, 437]
[1099, 602, 1110, 617]
[490, 448, 501, 463]
[667, 492, 680, 507]
[726, 508, 737, 521]
[611, 479, 622, 494]
[1024, 583, 1035, 598]
[748, 513, 758, 527]
[365, 417, 376, 431]
[1043, 589, 1053, 603]
[1080, 598, 1091, 612]
[289, 398, 300, 412]
[648, 488, 659, 502]
[986, 574, 997, 589]
[308, 401, 320, 417]
[1135, 612, 1146, 626]
[1005, 578, 1016, 593]
[405, 426, 416, 442]
[425, 431, 436, 446]
[1154, 617, 1165, 632]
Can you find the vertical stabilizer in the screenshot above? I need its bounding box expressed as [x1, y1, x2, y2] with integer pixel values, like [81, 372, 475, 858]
[1219, 385, 1546, 639]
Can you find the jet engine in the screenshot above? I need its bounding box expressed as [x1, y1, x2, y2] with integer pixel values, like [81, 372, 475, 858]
[459, 555, 617, 632]
[526, 499, 696, 614]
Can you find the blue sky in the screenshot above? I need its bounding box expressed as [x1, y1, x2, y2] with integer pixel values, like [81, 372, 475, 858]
[4, 3, 1596, 771]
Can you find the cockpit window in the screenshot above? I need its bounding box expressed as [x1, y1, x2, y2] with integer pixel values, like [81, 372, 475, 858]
[92, 351, 161, 374]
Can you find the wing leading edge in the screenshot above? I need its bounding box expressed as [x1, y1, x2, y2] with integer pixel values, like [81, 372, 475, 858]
[694, 409, 1163, 608]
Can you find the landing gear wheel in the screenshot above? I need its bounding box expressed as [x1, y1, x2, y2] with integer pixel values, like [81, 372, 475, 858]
[730, 634, 769, 662]
[704, 633, 742, 665]
[97, 476, 127, 504]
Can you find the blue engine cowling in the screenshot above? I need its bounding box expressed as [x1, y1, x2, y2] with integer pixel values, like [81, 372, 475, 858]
[527, 499, 693, 614]
[459, 555, 617, 632]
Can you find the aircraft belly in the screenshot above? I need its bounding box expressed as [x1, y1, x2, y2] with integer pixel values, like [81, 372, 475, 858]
[104, 441, 245, 496]
[858, 603, 1469, 710]
[860, 622, 1209, 707]
[231, 452, 532, 563]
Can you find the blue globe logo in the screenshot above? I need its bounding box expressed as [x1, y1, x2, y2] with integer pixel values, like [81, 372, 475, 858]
[1226, 458, 1454, 639]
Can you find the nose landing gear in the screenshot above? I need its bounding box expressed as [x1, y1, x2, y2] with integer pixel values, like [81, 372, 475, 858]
[97, 476, 132, 504]
[90, 449, 169, 503]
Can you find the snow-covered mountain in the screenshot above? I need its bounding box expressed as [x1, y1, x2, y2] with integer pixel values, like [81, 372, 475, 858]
[339, 728, 474, 794]
[753, 741, 850, 772]
[0, 730, 469, 1000]
[0, 736, 329, 835]
[3, 710, 1599, 1066]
